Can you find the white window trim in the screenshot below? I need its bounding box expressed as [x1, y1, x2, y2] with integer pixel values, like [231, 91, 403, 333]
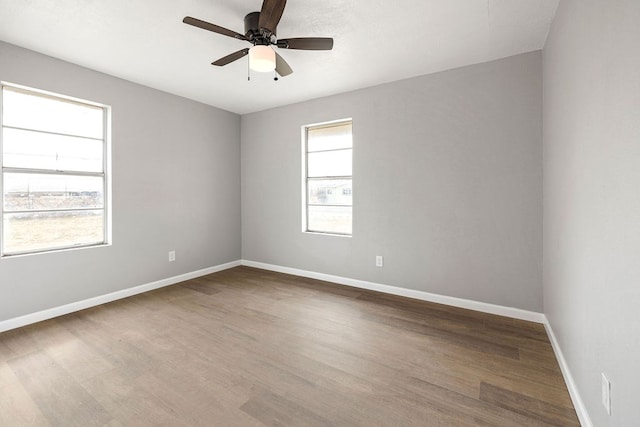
[0, 82, 112, 257]
[301, 118, 353, 237]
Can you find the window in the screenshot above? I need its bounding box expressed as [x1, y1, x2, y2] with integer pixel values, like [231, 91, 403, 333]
[303, 120, 352, 235]
[1, 83, 110, 256]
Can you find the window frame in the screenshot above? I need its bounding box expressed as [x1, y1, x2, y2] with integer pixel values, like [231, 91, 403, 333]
[0, 82, 111, 257]
[302, 118, 353, 237]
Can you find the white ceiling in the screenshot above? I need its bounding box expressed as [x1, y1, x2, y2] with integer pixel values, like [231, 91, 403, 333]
[0, 0, 558, 115]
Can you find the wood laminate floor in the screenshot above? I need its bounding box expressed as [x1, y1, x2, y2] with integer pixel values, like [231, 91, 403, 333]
[0, 266, 579, 426]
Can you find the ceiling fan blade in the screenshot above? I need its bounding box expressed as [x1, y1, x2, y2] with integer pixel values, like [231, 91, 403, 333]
[277, 38, 334, 50]
[212, 48, 250, 66]
[275, 52, 293, 77]
[183, 16, 247, 41]
[259, 0, 287, 34]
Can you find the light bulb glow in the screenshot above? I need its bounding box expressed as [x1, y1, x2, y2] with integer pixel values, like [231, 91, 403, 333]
[249, 45, 276, 72]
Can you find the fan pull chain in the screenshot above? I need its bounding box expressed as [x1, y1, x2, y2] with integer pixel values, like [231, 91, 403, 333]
[247, 54, 250, 81]
[274, 70, 278, 81]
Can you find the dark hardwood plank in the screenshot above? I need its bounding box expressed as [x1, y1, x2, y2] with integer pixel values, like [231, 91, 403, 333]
[240, 388, 333, 426]
[359, 310, 521, 359]
[8, 351, 113, 426]
[479, 381, 580, 426]
[0, 362, 51, 426]
[180, 280, 222, 295]
[80, 368, 194, 427]
[0, 327, 41, 360]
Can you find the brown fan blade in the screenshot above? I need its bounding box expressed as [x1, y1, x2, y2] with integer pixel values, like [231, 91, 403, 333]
[276, 38, 333, 50]
[275, 52, 293, 77]
[212, 48, 250, 66]
[183, 16, 247, 41]
[259, 0, 287, 34]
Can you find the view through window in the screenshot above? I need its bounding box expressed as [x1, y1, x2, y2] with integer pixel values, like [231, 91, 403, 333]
[304, 120, 352, 235]
[1, 84, 109, 256]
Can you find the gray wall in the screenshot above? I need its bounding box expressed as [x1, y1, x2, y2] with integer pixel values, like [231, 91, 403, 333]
[543, 0, 640, 424]
[242, 51, 543, 312]
[0, 41, 241, 322]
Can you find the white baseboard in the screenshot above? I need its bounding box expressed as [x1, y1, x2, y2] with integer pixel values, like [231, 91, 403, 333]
[0, 260, 241, 334]
[544, 320, 593, 427]
[241, 260, 546, 324]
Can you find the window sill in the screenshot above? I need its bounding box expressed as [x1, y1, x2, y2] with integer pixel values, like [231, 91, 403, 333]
[303, 231, 352, 238]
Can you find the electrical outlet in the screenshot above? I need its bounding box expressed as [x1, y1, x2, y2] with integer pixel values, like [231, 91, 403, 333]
[375, 255, 383, 267]
[602, 373, 611, 415]
[168, 250, 176, 262]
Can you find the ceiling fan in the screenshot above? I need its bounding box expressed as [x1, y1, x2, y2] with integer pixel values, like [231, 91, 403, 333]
[183, 0, 334, 78]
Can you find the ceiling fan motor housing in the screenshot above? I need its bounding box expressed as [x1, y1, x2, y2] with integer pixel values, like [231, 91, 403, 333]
[244, 12, 271, 43]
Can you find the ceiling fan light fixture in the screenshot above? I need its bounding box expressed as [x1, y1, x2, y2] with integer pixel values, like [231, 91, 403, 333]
[249, 45, 275, 72]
